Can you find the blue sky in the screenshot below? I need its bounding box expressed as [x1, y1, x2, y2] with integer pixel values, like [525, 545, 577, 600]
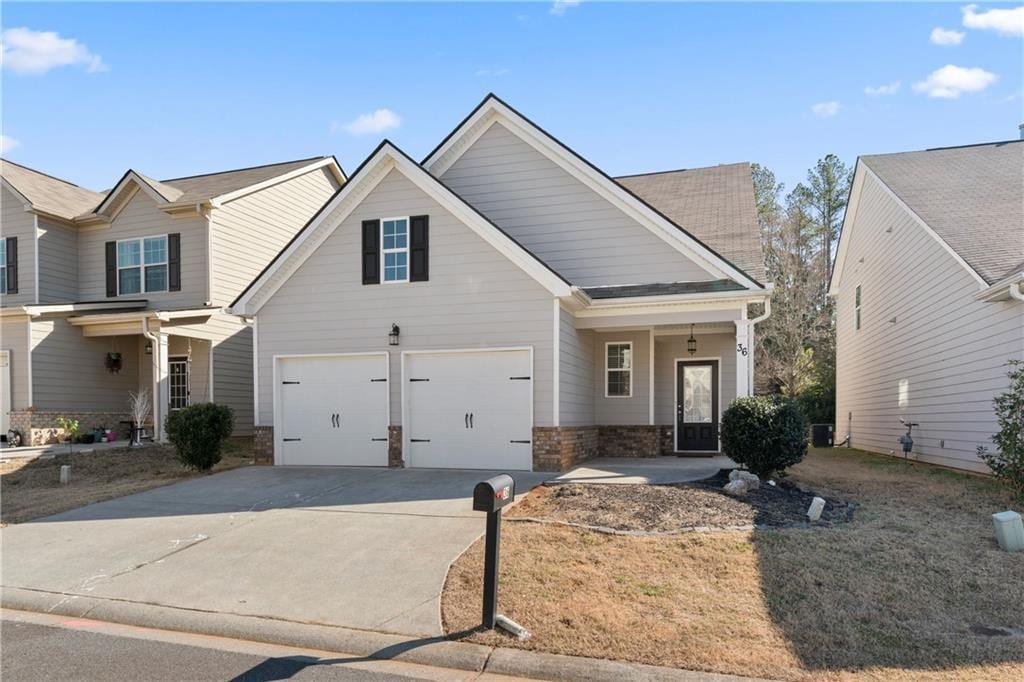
[2, 2, 1021, 194]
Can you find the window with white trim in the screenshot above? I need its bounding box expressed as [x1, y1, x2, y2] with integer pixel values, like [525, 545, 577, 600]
[854, 284, 862, 330]
[0, 239, 6, 294]
[118, 236, 168, 295]
[381, 218, 409, 283]
[606, 342, 632, 397]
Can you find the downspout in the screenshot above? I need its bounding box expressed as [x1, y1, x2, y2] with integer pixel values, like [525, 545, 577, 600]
[746, 298, 772, 395]
[1010, 281, 1024, 302]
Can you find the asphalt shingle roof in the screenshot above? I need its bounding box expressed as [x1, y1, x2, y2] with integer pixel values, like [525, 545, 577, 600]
[616, 162, 766, 283]
[861, 140, 1024, 284]
[583, 279, 747, 299]
[0, 159, 105, 220]
[159, 157, 328, 205]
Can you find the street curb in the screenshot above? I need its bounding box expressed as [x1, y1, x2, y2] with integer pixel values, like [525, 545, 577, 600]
[2, 587, 754, 681]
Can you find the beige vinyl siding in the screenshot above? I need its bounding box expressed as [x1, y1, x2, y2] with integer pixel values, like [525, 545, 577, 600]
[30, 314, 140, 412]
[78, 188, 208, 307]
[594, 330, 651, 425]
[1, 316, 31, 409]
[834, 172, 1024, 473]
[37, 217, 78, 303]
[558, 305, 594, 426]
[209, 167, 340, 307]
[440, 122, 712, 287]
[162, 313, 253, 434]
[654, 333, 737, 428]
[256, 168, 554, 427]
[167, 335, 211, 405]
[1, 186, 37, 305]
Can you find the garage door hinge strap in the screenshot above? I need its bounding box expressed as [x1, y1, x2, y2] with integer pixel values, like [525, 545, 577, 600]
[510, 440, 531, 444]
[410, 438, 431, 442]
[371, 438, 388, 442]
[370, 378, 387, 382]
[283, 438, 301, 442]
[509, 376, 531, 380]
[282, 381, 300, 385]
[409, 378, 430, 382]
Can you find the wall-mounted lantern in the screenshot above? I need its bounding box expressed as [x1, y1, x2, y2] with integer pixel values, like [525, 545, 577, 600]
[389, 323, 401, 347]
[144, 342, 153, 355]
[687, 324, 697, 355]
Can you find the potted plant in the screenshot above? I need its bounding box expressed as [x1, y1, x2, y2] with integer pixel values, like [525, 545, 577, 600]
[54, 416, 80, 453]
[128, 389, 151, 447]
[105, 352, 123, 373]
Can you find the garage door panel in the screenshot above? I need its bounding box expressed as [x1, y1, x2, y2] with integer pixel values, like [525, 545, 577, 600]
[278, 354, 388, 466]
[405, 349, 532, 471]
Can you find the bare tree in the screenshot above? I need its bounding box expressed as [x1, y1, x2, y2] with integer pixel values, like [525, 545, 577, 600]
[128, 389, 151, 447]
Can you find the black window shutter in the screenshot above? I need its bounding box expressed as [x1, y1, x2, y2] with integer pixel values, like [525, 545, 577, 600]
[105, 241, 117, 297]
[362, 219, 380, 284]
[168, 233, 181, 292]
[5, 237, 17, 294]
[410, 215, 429, 282]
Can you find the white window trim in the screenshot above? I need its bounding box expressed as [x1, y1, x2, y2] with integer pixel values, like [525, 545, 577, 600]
[0, 239, 6, 295]
[380, 216, 410, 284]
[854, 283, 862, 330]
[117, 235, 169, 296]
[604, 341, 633, 399]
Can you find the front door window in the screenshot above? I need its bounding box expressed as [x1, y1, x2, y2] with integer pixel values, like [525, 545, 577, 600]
[677, 360, 719, 452]
[683, 365, 713, 423]
[169, 358, 189, 410]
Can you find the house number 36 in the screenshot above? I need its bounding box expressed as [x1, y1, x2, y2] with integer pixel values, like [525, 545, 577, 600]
[736, 344, 748, 356]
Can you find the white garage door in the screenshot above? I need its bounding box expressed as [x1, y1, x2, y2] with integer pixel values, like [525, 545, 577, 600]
[404, 349, 533, 471]
[276, 353, 389, 466]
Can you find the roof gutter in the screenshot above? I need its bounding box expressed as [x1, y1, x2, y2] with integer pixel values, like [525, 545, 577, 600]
[974, 271, 1024, 303]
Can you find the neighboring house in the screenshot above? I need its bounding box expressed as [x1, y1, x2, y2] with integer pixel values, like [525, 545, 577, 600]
[231, 95, 771, 471]
[0, 157, 345, 444]
[830, 140, 1024, 473]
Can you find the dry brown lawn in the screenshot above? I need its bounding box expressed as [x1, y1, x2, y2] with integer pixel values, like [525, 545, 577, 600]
[0, 438, 253, 525]
[442, 448, 1024, 681]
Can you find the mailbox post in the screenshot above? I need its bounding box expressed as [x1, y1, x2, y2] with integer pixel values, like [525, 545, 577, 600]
[473, 474, 515, 629]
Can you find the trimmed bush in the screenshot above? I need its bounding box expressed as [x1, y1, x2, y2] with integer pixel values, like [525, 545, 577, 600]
[165, 403, 235, 471]
[721, 395, 808, 478]
[978, 360, 1024, 501]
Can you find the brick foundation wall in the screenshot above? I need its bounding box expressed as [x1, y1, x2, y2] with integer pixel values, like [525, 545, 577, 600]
[532, 426, 599, 471]
[388, 426, 403, 468]
[658, 425, 674, 455]
[253, 425, 274, 464]
[8, 410, 134, 445]
[597, 425, 660, 458]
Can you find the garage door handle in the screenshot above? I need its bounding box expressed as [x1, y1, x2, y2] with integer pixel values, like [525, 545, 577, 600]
[465, 413, 469, 429]
[410, 438, 431, 443]
[510, 440, 531, 444]
[469, 413, 474, 429]
[283, 438, 301, 442]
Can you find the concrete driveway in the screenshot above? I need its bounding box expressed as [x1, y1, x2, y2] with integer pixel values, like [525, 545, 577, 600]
[0, 466, 549, 637]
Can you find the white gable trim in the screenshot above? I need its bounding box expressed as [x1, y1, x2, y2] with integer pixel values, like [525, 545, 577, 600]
[830, 162, 987, 296]
[209, 157, 346, 207]
[230, 143, 572, 316]
[93, 171, 176, 220]
[423, 97, 763, 290]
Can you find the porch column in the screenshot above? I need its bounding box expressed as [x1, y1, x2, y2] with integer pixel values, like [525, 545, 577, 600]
[734, 321, 751, 399]
[151, 333, 169, 441]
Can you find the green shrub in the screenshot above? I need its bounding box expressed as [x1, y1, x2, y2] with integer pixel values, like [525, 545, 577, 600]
[54, 416, 80, 443]
[721, 395, 808, 478]
[978, 360, 1024, 500]
[165, 403, 234, 471]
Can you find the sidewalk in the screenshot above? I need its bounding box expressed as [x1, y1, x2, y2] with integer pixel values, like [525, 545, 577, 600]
[2, 587, 761, 682]
[0, 439, 136, 461]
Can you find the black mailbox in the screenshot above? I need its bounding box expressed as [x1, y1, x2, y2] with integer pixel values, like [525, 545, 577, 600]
[473, 474, 515, 513]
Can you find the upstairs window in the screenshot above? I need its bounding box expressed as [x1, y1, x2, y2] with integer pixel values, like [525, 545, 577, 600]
[606, 342, 633, 397]
[855, 284, 862, 330]
[118, 236, 168, 295]
[381, 218, 409, 283]
[0, 239, 6, 294]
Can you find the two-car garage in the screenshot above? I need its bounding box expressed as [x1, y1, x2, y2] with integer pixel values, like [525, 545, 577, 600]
[274, 348, 534, 470]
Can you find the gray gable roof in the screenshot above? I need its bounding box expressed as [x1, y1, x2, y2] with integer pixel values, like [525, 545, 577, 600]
[0, 159, 105, 220]
[861, 140, 1023, 284]
[158, 156, 329, 205]
[615, 162, 766, 282]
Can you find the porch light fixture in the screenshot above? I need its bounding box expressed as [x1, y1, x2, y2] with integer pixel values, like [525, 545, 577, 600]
[687, 324, 697, 356]
[144, 342, 153, 355]
[389, 323, 401, 346]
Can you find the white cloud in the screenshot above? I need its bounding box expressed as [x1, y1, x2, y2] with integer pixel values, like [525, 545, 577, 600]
[475, 68, 510, 77]
[864, 81, 901, 96]
[550, 0, 581, 17]
[333, 109, 401, 136]
[930, 27, 965, 45]
[1, 27, 106, 75]
[810, 101, 841, 117]
[0, 135, 20, 154]
[913, 64, 998, 98]
[962, 4, 1024, 37]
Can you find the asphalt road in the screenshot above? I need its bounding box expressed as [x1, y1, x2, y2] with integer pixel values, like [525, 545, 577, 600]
[0, 612, 516, 682]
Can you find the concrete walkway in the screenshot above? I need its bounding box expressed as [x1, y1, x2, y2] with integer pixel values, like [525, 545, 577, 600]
[0, 466, 549, 638]
[0, 439, 135, 460]
[555, 456, 735, 485]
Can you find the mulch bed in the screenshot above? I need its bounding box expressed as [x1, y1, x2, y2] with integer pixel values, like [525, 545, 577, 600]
[510, 469, 852, 533]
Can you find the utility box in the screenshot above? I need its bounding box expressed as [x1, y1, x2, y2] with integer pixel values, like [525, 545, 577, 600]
[992, 511, 1024, 552]
[811, 424, 833, 447]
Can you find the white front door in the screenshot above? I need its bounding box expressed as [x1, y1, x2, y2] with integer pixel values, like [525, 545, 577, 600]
[169, 357, 190, 410]
[404, 349, 533, 471]
[0, 350, 10, 440]
[276, 353, 389, 466]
